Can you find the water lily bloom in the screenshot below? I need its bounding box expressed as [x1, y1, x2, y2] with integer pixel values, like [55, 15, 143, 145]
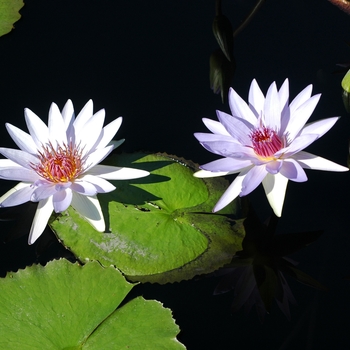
[0, 100, 149, 244]
[194, 79, 349, 215]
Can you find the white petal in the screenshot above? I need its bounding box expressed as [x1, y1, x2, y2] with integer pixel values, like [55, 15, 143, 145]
[194, 132, 235, 143]
[76, 109, 105, 155]
[228, 87, 257, 125]
[0, 182, 30, 202]
[71, 193, 105, 232]
[24, 108, 50, 148]
[278, 79, 289, 112]
[289, 84, 313, 113]
[73, 100, 94, 130]
[200, 158, 252, 172]
[262, 172, 289, 217]
[292, 151, 349, 172]
[287, 94, 321, 141]
[0, 183, 34, 207]
[94, 117, 123, 150]
[61, 99, 75, 128]
[240, 165, 267, 196]
[265, 160, 283, 174]
[264, 81, 281, 130]
[5, 123, 37, 154]
[194, 169, 230, 178]
[248, 79, 265, 118]
[277, 134, 318, 158]
[279, 158, 308, 182]
[70, 181, 98, 195]
[0, 147, 38, 169]
[84, 145, 115, 171]
[0, 166, 39, 182]
[28, 197, 54, 244]
[216, 110, 253, 145]
[32, 184, 57, 202]
[213, 169, 251, 212]
[86, 165, 150, 180]
[202, 118, 231, 136]
[78, 174, 116, 193]
[48, 103, 67, 146]
[299, 117, 339, 139]
[53, 188, 73, 212]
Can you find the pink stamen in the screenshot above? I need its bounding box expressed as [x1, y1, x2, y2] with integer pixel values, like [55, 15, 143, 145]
[250, 127, 283, 158]
[32, 142, 84, 183]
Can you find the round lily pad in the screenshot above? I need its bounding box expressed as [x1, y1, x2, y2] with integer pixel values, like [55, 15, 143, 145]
[0, 259, 185, 349]
[50, 153, 243, 283]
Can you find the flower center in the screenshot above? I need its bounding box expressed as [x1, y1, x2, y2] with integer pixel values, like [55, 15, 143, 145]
[32, 142, 84, 183]
[250, 127, 283, 159]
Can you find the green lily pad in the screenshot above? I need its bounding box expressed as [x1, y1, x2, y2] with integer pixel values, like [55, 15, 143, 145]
[0, 259, 185, 349]
[50, 153, 244, 283]
[0, 0, 23, 37]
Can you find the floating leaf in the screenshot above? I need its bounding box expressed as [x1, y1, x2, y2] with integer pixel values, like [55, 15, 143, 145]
[50, 153, 243, 283]
[0, 259, 185, 349]
[0, 0, 23, 37]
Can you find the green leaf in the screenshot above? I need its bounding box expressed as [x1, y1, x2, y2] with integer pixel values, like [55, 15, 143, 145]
[0, 259, 185, 349]
[50, 153, 243, 283]
[0, 0, 23, 37]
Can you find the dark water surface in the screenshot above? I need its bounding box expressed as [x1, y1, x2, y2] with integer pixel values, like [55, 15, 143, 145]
[0, 0, 349, 348]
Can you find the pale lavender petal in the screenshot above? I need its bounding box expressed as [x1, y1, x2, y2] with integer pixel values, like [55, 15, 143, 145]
[71, 193, 105, 231]
[292, 151, 349, 171]
[32, 184, 57, 201]
[216, 111, 253, 145]
[0, 166, 39, 182]
[0, 147, 38, 169]
[240, 165, 268, 196]
[279, 158, 308, 182]
[265, 160, 283, 174]
[76, 109, 105, 155]
[264, 81, 281, 130]
[79, 174, 116, 193]
[213, 167, 252, 212]
[62, 100, 75, 142]
[5, 123, 37, 154]
[286, 94, 321, 141]
[48, 102, 67, 146]
[289, 84, 313, 113]
[93, 117, 123, 150]
[202, 118, 231, 136]
[194, 132, 235, 143]
[200, 158, 252, 172]
[0, 184, 34, 207]
[70, 181, 98, 195]
[278, 79, 289, 111]
[73, 100, 94, 130]
[87, 165, 149, 180]
[53, 188, 73, 212]
[24, 108, 50, 148]
[299, 117, 339, 139]
[28, 197, 54, 244]
[228, 87, 257, 125]
[248, 79, 265, 117]
[262, 172, 289, 217]
[84, 144, 115, 171]
[276, 134, 318, 158]
[200, 140, 254, 159]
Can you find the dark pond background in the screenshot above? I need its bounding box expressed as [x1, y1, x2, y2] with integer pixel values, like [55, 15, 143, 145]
[0, 0, 350, 348]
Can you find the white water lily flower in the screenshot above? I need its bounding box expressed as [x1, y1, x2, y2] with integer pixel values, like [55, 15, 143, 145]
[194, 79, 349, 216]
[0, 100, 149, 244]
